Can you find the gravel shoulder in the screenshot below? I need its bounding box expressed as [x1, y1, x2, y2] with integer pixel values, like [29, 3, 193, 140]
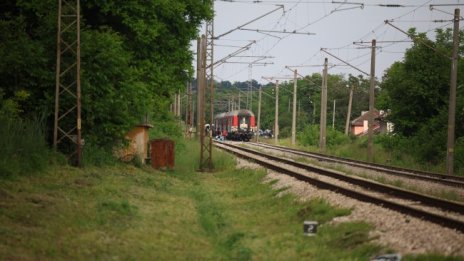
[242, 142, 464, 203]
[235, 156, 464, 256]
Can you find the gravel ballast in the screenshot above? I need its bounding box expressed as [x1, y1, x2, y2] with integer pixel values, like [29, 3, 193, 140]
[235, 156, 464, 256]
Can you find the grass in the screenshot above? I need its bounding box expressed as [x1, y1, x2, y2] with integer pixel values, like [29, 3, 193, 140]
[0, 116, 51, 177]
[0, 140, 462, 260]
[266, 135, 463, 176]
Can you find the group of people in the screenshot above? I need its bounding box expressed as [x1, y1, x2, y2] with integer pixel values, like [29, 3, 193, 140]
[204, 124, 228, 141]
[214, 129, 228, 141]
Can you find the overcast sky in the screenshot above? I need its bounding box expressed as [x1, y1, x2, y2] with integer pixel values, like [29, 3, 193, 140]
[193, 0, 463, 84]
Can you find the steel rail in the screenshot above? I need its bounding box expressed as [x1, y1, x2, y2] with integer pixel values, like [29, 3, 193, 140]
[251, 142, 464, 188]
[214, 142, 464, 232]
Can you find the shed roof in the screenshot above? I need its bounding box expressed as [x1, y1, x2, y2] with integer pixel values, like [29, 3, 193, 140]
[351, 110, 383, 126]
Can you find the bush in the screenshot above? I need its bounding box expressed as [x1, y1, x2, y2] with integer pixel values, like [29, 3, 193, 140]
[298, 124, 349, 148]
[279, 127, 291, 139]
[298, 125, 319, 147]
[82, 143, 118, 167]
[326, 128, 350, 147]
[149, 117, 186, 153]
[452, 137, 464, 175]
[0, 116, 50, 178]
[374, 134, 397, 150]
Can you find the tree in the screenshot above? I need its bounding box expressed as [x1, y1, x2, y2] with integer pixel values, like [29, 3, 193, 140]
[0, 0, 212, 150]
[377, 28, 464, 166]
[378, 29, 463, 137]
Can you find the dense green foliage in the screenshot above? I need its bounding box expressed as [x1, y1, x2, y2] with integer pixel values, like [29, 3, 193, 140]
[298, 124, 350, 147]
[377, 29, 464, 170]
[0, 0, 211, 154]
[0, 116, 51, 177]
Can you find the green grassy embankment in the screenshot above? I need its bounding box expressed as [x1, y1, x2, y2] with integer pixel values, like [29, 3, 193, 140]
[1, 140, 462, 260]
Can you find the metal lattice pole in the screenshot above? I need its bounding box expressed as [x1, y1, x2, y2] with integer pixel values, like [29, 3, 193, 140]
[199, 2, 215, 172]
[53, 0, 82, 167]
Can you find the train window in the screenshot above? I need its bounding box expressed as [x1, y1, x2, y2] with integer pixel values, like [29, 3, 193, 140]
[239, 116, 250, 131]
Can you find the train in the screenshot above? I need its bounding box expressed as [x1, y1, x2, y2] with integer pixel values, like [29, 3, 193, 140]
[213, 109, 257, 141]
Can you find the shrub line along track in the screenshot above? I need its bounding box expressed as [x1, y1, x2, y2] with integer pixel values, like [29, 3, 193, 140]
[214, 141, 464, 232]
[249, 142, 464, 188]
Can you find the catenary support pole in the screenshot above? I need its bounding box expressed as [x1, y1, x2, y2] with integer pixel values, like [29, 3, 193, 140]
[332, 99, 336, 129]
[345, 85, 354, 135]
[319, 58, 328, 151]
[54, 0, 82, 167]
[196, 37, 202, 137]
[368, 39, 376, 163]
[238, 91, 241, 109]
[446, 8, 460, 175]
[291, 69, 297, 146]
[257, 85, 262, 142]
[274, 80, 279, 144]
[199, 35, 207, 170]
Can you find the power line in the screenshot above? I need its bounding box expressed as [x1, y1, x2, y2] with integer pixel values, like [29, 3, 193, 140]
[239, 28, 315, 35]
[384, 20, 451, 59]
[321, 48, 369, 76]
[214, 5, 284, 39]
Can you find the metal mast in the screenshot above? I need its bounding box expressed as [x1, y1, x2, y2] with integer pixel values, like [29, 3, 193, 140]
[446, 8, 460, 175]
[319, 58, 328, 152]
[248, 64, 252, 110]
[199, 1, 215, 171]
[53, 0, 82, 167]
[368, 39, 376, 163]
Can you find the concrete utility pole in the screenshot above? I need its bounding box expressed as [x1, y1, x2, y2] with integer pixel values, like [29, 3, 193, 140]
[345, 84, 354, 135]
[196, 37, 202, 137]
[446, 8, 460, 176]
[292, 69, 298, 146]
[257, 85, 262, 142]
[368, 39, 376, 163]
[174, 92, 180, 116]
[312, 101, 316, 124]
[198, 35, 206, 156]
[177, 90, 181, 117]
[187, 82, 192, 137]
[192, 98, 195, 135]
[54, 0, 82, 167]
[248, 64, 252, 110]
[319, 58, 328, 151]
[275, 80, 280, 145]
[238, 91, 241, 109]
[332, 99, 336, 129]
[173, 94, 176, 115]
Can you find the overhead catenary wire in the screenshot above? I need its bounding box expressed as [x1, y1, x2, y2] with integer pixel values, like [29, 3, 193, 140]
[384, 19, 451, 59]
[213, 0, 461, 84]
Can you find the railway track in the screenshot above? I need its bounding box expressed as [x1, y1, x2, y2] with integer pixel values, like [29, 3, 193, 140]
[248, 142, 464, 188]
[214, 141, 464, 233]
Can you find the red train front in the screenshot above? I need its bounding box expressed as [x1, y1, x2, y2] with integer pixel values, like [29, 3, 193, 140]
[213, 109, 256, 141]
